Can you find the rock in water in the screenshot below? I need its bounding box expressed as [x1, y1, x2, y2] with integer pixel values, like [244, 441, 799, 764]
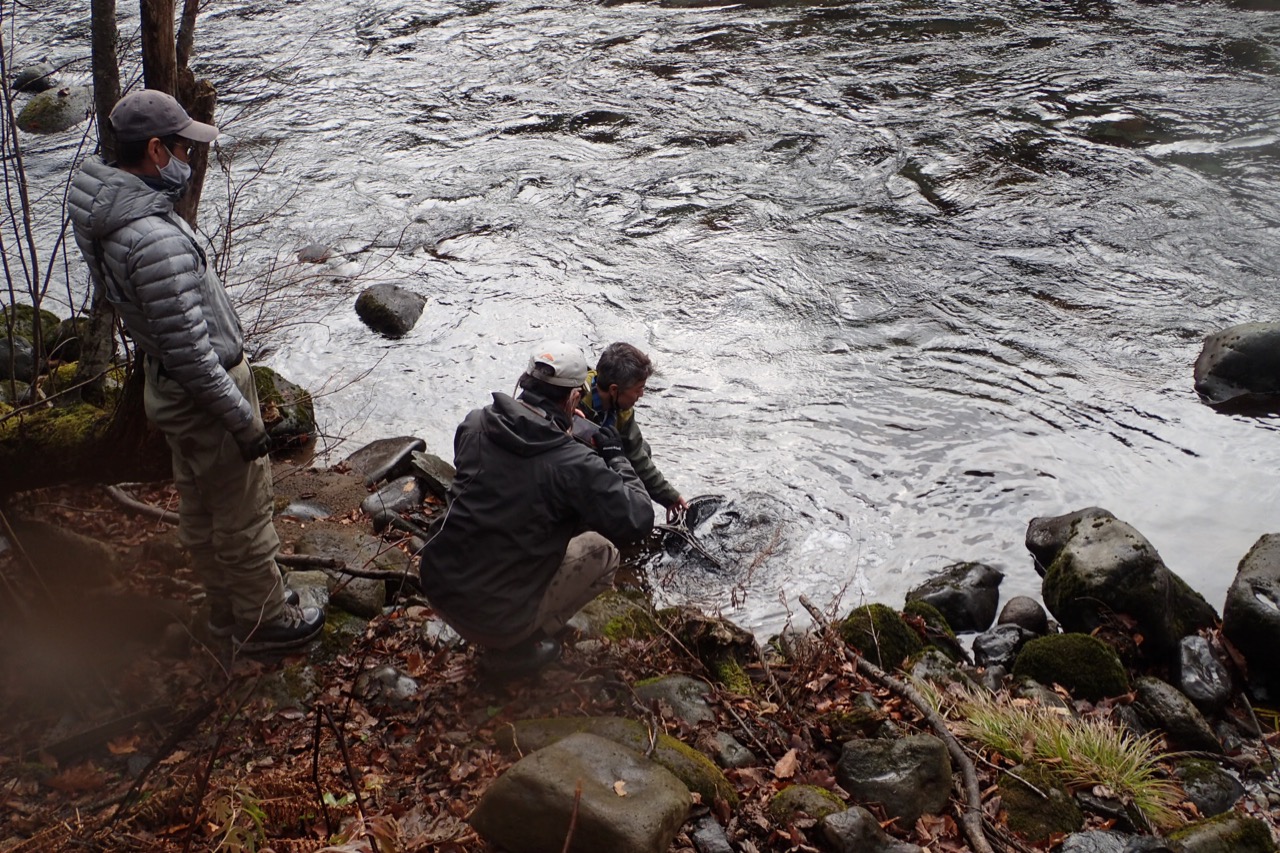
[17, 85, 91, 133]
[905, 561, 1003, 633]
[1193, 321, 1280, 410]
[1223, 534, 1280, 699]
[354, 283, 426, 337]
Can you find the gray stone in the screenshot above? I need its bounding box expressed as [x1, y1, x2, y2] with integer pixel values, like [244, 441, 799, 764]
[1176, 636, 1233, 712]
[1035, 511, 1218, 660]
[296, 243, 331, 263]
[1175, 759, 1244, 818]
[972, 624, 1036, 670]
[1013, 679, 1076, 715]
[420, 615, 462, 649]
[1057, 831, 1134, 853]
[276, 501, 333, 521]
[769, 784, 846, 822]
[1134, 677, 1222, 754]
[1223, 534, 1280, 698]
[361, 474, 424, 528]
[1, 336, 35, 382]
[710, 731, 756, 769]
[905, 561, 1003, 632]
[689, 814, 733, 853]
[1026, 507, 1114, 575]
[331, 575, 386, 619]
[294, 528, 413, 586]
[410, 450, 455, 500]
[908, 649, 978, 691]
[16, 85, 91, 134]
[14, 61, 57, 93]
[835, 734, 952, 826]
[342, 436, 427, 486]
[354, 283, 426, 338]
[821, 805, 923, 853]
[470, 732, 691, 853]
[635, 674, 714, 726]
[356, 665, 420, 709]
[997, 595, 1049, 634]
[1171, 814, 1278, 852]
[251, 365, 315, 448]
[1193, 321, 1280, 409]
[979, 664, 1007, 692]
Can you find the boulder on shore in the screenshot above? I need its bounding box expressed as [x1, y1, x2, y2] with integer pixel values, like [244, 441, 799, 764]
[354, 283, 426, 338]
[905, 561, 1003, 633]
[17, 85, 91, 134]
[1030, 510, 1217, 661]
[1222, 534, 1280, 699]
[1193, 321, 1280, 411]
[251, 365, 315, 449]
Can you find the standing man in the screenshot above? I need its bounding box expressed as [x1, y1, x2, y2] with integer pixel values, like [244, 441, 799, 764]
[68, 90, 323, 654]
[579, 342, 689, 523]
[420, 341, 654, 675]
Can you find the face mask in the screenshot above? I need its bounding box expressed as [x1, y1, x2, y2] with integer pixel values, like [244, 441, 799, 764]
[157, 147, 192, 191]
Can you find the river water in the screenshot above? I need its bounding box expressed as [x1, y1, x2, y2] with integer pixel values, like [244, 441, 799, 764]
[12, 0, 1280, 634]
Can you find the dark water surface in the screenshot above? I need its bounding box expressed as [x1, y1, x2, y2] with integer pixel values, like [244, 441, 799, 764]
[14, 0, 1280, 633]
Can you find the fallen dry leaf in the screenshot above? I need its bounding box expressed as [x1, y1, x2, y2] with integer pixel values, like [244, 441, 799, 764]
[613, 780, 627, 796]
[773, 748, 798, 779]
[107, 735, 140, 756]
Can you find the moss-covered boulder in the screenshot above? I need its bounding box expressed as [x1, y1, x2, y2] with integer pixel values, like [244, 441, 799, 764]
[1, 304, 61, 346]
[1168, 812, 1278, 853]
[496, 716, 737, 807]
[768, 785, 846, 823]
[1036, 511, 1217, 661]
[839, 603, 924, 671]
[0, 403, 113, 489]
[573, 589, 660, 641]
[998, 765, 1083, 842]
[1223, 534, 1280, 699]
[16, 85, 92, 134]
[1012, 634, 1130, 702]
[251, 365, 315, 449]
[659, 606, 756, 694]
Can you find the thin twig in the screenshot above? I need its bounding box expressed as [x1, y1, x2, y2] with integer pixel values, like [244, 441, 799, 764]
[105, 484, 178, 523]
[560, 781, 582, 853]
[799, 595, 996, 853]
[321, 704, 380, 853]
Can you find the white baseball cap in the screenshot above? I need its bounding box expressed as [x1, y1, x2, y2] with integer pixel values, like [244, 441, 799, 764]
[527, 340, 588, 387]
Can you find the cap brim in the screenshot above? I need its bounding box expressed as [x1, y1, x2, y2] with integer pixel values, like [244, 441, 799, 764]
[178, 119, 219, 143]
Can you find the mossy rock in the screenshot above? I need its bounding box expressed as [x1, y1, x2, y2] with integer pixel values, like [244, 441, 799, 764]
[816, 705, 887, 744]
[16, 85, 92, 134]
[658, 606, 757, 694]
[1, 304, 61, 346]
[904, 598, 965, 662]
[1012, 633, 1130, 702]
[1167, 811, 1278, 853]
[0, 403, 110, 453]
[39, 363, 80, 397]
[838, 603, 924, 671]
[575, 588, 660, 640]
[768, 785, 846, 823]
[251, 365, 316, 448]
[497, 716, 738, 807]
[998, 764, 1083, 842]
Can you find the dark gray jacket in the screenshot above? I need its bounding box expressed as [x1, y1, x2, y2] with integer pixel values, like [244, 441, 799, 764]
[420, 392, 655, 643]
[67, 158, 258, 445]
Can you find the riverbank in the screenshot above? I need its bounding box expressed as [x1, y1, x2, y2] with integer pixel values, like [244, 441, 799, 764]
[0, 448, 1278, 853]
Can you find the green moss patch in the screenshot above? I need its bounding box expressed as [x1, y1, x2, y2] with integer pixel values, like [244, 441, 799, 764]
[1012, 634, 1129, 702]
[768, 785, 845, 823]
[839, 603, 924, 671]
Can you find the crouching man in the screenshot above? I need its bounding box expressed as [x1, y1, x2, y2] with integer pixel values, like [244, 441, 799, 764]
[420, 341, 655, 675]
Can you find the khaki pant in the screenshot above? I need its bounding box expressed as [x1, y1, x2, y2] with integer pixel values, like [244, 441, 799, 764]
[444, 532, 620, 649]
[143, 358, 286, 628]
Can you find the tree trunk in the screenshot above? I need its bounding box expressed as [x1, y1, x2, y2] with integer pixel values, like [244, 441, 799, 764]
[139, 0, 177, 95]
[174, 72, 216, 226]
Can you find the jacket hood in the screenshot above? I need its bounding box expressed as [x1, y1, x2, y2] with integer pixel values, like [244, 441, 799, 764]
[68, 157, 175, 239]
[482, 392, 575, 457]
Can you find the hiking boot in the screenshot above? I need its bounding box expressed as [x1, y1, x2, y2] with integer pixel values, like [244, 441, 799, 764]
[232, 602, 324, 654]
[480, 637, 561, 678]
[208, 588, 300, 638]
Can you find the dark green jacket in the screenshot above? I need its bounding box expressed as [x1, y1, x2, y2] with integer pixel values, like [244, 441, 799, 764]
[579, 371, 681, 508]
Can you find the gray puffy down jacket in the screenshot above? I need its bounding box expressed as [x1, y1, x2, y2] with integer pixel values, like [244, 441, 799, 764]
[68, 157, 258, 444]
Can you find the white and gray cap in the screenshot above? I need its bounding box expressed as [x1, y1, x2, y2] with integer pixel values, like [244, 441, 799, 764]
[527, 340, 588, 388]
[109, 90, 219, 144]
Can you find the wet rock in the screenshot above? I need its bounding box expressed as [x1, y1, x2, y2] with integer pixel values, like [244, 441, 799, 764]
[1134, 677, 1222, 754]
[979, 664, 1007, 692]
[410, 450, 455, 500]
[1035, 510, 1217, 661]
[635, 674, 714, 726]
[903, 599, 967, 662]
[354, 283, 426, 338]
[709, 731, 756, 769]
[908, 649, 977, 691]
[251, 365, 315, 449]
[835, 734, 951, 826]
[1013, 634, 1129, 702]
[420, 615, 462, 649]
[497, 716, 736, 807]
[296, 242, 331, 263]
[999, 764, 1083, 842]
[839, 603, 924, 671]
[1176, 635, 1233, 712]
[1175, 758, 1244, 818]
[905, 561, 1003, 633]
[1223, 533, 1280, 699]
[355, 665, 420, 709]
[1193, 321, 1280, 410]
[17, 85, 91, 133]
[342, 436, 426, 486]
[331, 575, 386, 619]
[1168, 813, 1278, 852]
[470, 732, 690, 853]
[1, 304, 61, 344]
[769, 784, 846, 822]
[1, 336, 35, 382]
[1026, 507, 1115, 575]
[997, 595, 1049, 634]
[689, 814, 734, 853]
[361, 475, 424, 529]
[821, 804, 923, 853]
[973, 624, 1036, 670]
[14, 61, 57, 93]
